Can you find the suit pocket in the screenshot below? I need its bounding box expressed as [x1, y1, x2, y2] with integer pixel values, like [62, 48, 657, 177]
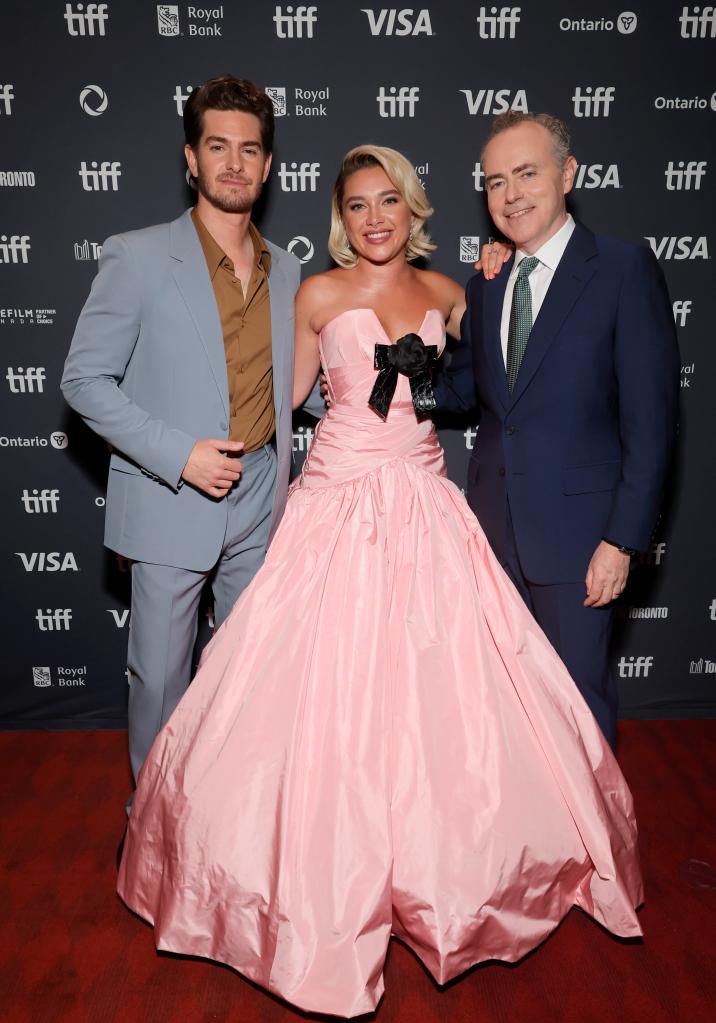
[562, 460, 621, 495]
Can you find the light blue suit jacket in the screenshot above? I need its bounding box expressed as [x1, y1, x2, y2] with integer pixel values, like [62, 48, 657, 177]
[62, 208, 319, 571]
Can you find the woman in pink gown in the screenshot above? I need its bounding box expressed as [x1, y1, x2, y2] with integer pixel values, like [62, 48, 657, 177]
[117, 145, 642, 1018]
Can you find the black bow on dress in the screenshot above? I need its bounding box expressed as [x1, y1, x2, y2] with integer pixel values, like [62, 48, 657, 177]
[368, 333, 439, 420]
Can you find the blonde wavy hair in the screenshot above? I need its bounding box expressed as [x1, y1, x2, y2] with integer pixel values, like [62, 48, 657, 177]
[328, 145, 436, 268]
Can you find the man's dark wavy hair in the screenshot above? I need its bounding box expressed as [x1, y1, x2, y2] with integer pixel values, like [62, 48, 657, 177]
[183, 74, 275, 153]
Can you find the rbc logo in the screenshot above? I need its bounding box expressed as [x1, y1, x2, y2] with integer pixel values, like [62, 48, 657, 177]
[266, 87, 288, 116]
[273, 5, 318, 37]
[64, 3, 108, 35]
[476, 6, 521, 38]
[572, 86, 615, 117]
[278, 162, 320, 191]
[377, 86, 419, 117]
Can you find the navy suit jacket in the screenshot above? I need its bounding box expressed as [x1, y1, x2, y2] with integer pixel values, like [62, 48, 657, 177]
[434, 222, 680, 584]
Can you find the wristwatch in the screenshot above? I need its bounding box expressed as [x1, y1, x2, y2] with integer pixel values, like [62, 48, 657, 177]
[602, 537, 638, 557]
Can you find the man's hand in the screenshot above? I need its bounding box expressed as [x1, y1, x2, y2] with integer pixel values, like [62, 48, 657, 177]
[181, 438, 244, 498]
[475, 240, 513, 280]
[319, 373, 331, 406]
[584, 541, 630, 607]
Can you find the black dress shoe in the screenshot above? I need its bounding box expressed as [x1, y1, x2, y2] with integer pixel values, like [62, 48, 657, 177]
[116, 824, 127, 870]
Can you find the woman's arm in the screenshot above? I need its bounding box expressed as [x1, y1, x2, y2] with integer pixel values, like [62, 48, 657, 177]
[292, 278, 323, 410]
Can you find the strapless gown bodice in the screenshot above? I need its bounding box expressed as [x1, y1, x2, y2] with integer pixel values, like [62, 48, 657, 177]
[297, 307, 447, 487]
[118, 308, 642, 1019]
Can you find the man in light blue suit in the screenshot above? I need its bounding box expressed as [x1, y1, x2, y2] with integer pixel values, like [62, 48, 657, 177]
[435, 112, 679, 747]
[62, 76, 322, 783]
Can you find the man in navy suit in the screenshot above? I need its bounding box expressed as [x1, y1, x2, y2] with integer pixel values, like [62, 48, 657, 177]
[435, 112, 679, 747]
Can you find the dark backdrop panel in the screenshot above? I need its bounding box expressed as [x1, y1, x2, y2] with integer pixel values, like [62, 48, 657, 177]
[1, 1, 714, 727]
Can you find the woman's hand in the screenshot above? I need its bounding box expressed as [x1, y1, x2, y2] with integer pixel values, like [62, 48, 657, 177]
[475, 240, 513, 280]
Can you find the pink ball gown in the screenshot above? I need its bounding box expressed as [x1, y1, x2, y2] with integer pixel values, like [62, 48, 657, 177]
[117, 308, 643, 1018]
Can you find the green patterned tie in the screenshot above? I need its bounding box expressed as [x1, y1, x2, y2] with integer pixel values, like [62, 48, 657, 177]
[506, 256, 539, 392]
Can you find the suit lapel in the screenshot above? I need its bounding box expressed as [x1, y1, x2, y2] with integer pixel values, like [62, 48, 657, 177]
[480, 253, 513, 410]
[509, 222, 598, 408]
[170, 209, 229, 418]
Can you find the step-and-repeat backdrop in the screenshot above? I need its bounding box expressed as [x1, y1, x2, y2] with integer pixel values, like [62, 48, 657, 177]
[1, 1, 714, 728]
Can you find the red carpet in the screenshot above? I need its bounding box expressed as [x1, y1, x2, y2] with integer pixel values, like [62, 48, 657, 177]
[1, 721, 714, 1022]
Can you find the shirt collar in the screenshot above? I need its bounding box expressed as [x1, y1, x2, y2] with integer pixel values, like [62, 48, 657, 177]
[514, 213, 575, 274]
[191, 207, 272, 279]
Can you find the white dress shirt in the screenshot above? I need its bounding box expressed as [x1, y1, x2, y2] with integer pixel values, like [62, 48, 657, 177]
[500, 213, 576, 366]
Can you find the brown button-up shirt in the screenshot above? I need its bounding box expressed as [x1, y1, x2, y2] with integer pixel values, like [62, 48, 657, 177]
[192, 208, 274, 452]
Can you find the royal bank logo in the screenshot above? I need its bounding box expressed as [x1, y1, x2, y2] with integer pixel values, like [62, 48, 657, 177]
[377, 86, 419, 117]
[266, 86, 330, 117]
[617, 655, 654, 678]
[461, 89, 528, 115]
[21, 489, 60, 513]
[278, 161, 320, 191]
[74, 239, 103, 260]
[655, 92, 716, 112]
[665, 160, 707, 190]
[559, 11, 637, 34]
[33, 666, 52, 688]
[645, 236, 709, 260]
[288, 235, 315, 263]
[64, 2, 108, 35]
[292, 425, 314, 452]
[673, 300, 693, 326]
[157, 4, 180, 35]
[6, 367, 45, 393]
[681, 362, 695, 388]
[266, 86, 288, 116]
[0, 172, 35, 188]
[78, 161, 121, 191]
[16, 552, 79, 572]
[36, 609, 73, 631]
[573, 163, 620, 189]
[0, 235, 31, 264]
[273, 5, 318, 37]
[79, 84, 108, 116]
[0, 307, 54, 326]
[476, 5, 521, 37]
[0, 85, 14, 115]
[459, 236, 484, 262]
[572, 86, 615, 117]
[679, 5, 716, 37]
[361, 8, 434, 34]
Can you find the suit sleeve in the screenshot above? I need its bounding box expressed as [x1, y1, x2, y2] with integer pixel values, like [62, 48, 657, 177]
[432, 280, 478, 414]
[61, 234, 196, 491]
[605, 245, 680, 549]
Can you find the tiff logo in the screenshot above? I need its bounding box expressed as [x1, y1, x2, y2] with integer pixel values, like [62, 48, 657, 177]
[476, 6, 520, 37]
[174, 85, 193, 115]
[638, 541, 667, 566]
[273, 5, 318, 37]
[79, 161, 121, 191]
[665, 160, 707, 190]
[679, 5, 716, 37]
[572, 86, 615, 117]
[617, 655, 654, 678]
[278, 161, 320, 191]
[361, 9, 433, 35]
[377, 86, 420, 117]
[36, 609, 72, 631]
[6, 367, 45, 393]
[673, 300, 692, 326]
[709, 598, 716, 620]
[64, 2, 108, 35]
[21, 489, 60, 513]
[0, 234, 30, 263]
[0, 84, 14, 115]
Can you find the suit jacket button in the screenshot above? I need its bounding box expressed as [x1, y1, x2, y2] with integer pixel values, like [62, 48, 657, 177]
[498, 467, 506, 477]
[505, 425, 516, 435]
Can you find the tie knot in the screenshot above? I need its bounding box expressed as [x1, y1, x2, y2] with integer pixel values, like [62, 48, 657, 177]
[517, 256, 539, 278]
